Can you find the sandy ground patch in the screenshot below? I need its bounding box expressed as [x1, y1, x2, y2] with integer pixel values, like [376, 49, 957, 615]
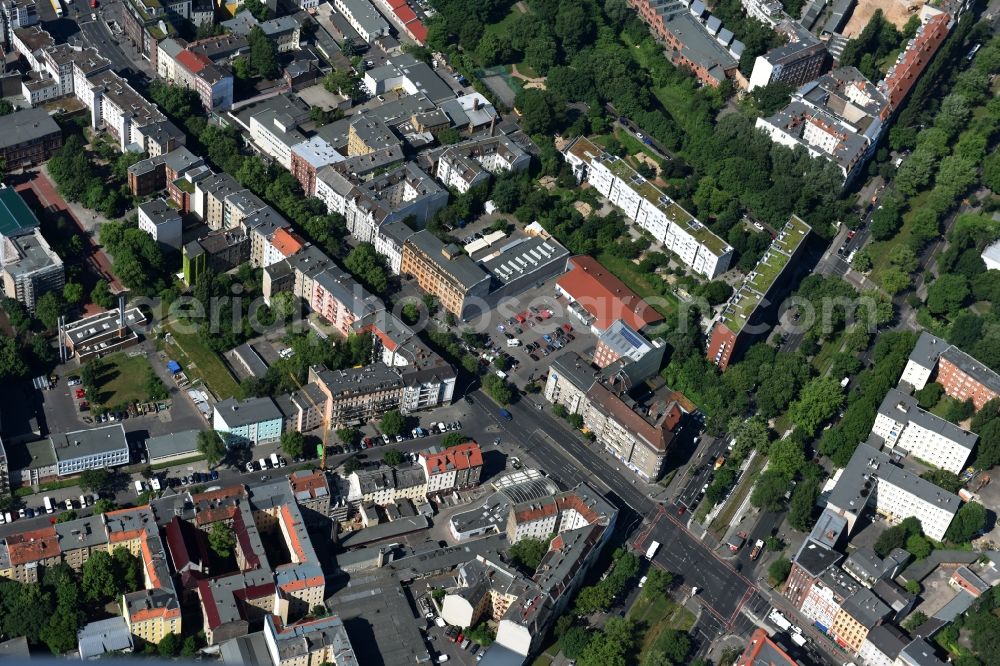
[842, 0, 923, 37]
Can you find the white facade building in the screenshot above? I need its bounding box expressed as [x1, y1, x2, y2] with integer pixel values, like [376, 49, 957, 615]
[871, 388, 976, 474]
[563, 137, 732, 278]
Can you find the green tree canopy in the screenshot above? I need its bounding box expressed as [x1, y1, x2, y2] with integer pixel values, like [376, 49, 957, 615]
[197, 430, 226, 467]
[280, 430, 305, 459]
[209, 521, 237, 559]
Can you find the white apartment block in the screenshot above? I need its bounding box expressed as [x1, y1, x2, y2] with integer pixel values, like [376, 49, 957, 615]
[435, 136, 530, 194]
[826, 443, 959, 542]
[563, 137, 732, 278]
[871, 389, 976, 474]
[333, 0, 390, 42]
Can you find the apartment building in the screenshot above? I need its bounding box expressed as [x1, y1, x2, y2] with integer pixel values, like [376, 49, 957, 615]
[878, 10, 953, 121]
[333, 0, 390, 42]
[707, 214, 812, 370]
[0, 526, 61, 583]
[871, 388, 976, 474]
[400, 230, 491, 319]
[138, 198, 183, 250]
[263, 614, 357, 666]
[221, 11, 301, 52]
[0, 438, 9, 501]
[757, 67, 887, 186]
[582, 381, 685, 482]
[50, 424, 129, 476]
[628, 0, 743, 87]
[858, 624, 909, 666]
[309, 363, 404, 426]
[287, 470, 332, 522]
[593, 319, 667, 387]
[127, 146, 205, 197]
[355, 309, 457, 411]
[182, 228, 250, 285]
[544, 352, 598, 415]
[0, 228, 64, 313]
[826, 442, 960, 541]
[555, 255, 665, 335]
[290, 136, 344, 196]
[243, 207, 292, 268]
[234, 94, 311, 170]
[0, 108, 62, 170]
[418, 442, 483, 497]
[213, 397, 284, 446]
[362, 53, 455, 104]
[309, 268, 382, 336]
[901, 331, 1000, 411]
[82, 70, 185, 155]
[344, 163, 447, 247]
[1, 0, 37, 40]
[830, 588, 891, 653]
[564, 137, 732, 278]
[193, 172, 245, 230]
[347, 465, 427, 505]
[435, 135, 530, 193]
[735, 628, 798, 666]
[169, 48, 234, 111]
[749, 35, 827, 91]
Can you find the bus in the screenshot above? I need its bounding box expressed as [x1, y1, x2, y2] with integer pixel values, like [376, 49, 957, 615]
[50, 0, 63, 17]
[644, 540, 661, 560]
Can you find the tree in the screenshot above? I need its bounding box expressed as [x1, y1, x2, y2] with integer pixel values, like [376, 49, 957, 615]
[81, 550, 118, 602]
[789, 376, 845, 436]
[383, 448, 405, 466]
[768, 438, 806, 477]
[975, 419, 1000, 469]
[552, 403, 568, 418]
[703, 281, 733, 306]
[905, 579, 921, 595]
[34, 291, 65, 331]
[914, 382, 944, 409]
[906, 533, 932, 559]
[768, 556, 791, 587]
[920, 469, 962, 494]
[0, 336, 28, 382]
[280, 431, 305, 459]
[903, 611, 928, 632]
[112, 546, 141, 592]
[483, 373, 513, 405]
[441, 432, 468, 448]
[344, 243, 389, 294]
[158, 632, 181, 657]
[181, 636, 199, 658]
[983, 151, 1000, 194]
[560, 626, 592, 659]
[510, 537, 549, 574]
[243, 0, 270, 20]
[881, 268, 912, 295]
[378, 409, 406, 437]
[91, 279, 115, 309]
[945, 501, 987, 543]
[62, 282, 84, 306]
[641, 568, 673, 597]
[750, 469, 789, 511]
[343, 458, 362, 473]
[926, 274, 970, 315]
[79, 469, 114, 494]
[337, 427, 360, 446]
[874, 517, 923, 557]
[56, 510, 77, 523]
[567, 413, 584, 429]
[247, 26, 279, 79]
[93, 498, 116, 514]
[197, 430, 226, 467]
[209, 521, 236, 558]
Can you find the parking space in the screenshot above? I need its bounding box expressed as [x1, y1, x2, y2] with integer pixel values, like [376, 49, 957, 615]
[466, 280, 600, 390]
[426, 623, 485, 664]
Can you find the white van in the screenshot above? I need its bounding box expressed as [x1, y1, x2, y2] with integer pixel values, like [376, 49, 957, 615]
[79, 494, 88, 508]
[259, 457, 269, 470]
[150, 477, 161, 491]
[506, 338, 521, 347]
[43, 496, 54, 514]
[64, 498, 74, 511]
[270, 453, 280, 468]
[134, 480, 145, 495]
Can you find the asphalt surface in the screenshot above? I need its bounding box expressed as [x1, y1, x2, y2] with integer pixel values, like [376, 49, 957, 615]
[42, 0, 149, 77]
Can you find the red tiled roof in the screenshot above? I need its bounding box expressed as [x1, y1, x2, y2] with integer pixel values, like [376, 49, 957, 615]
[394, 5, 417, 23]
[879, 13, 950, 120]
[6, 527, 59, 566]
[279, 505, 307, 563]
[421, 442, 483, 476]
[176, 49, 209, 75]
[557, 255, 664, 332]
[585, 382, 680, 453]
[271, 227, 305, 258]
[289, 469, 328, 497]
[406, 19, 428, 44]
[388, 0, 407, 8]
[232, 509, 262, 571]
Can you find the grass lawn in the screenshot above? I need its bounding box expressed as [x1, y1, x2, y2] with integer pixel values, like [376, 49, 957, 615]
[710, 453, 767, 538]
[811, 331, 846, 375]
[595, 251, 678, 318]
[94, 353, 153, 407]
[628, 590, 696, 656]
[164, 322, 242, 400]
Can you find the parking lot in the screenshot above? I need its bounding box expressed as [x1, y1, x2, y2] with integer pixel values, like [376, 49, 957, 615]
[465, 280, 599, 390]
